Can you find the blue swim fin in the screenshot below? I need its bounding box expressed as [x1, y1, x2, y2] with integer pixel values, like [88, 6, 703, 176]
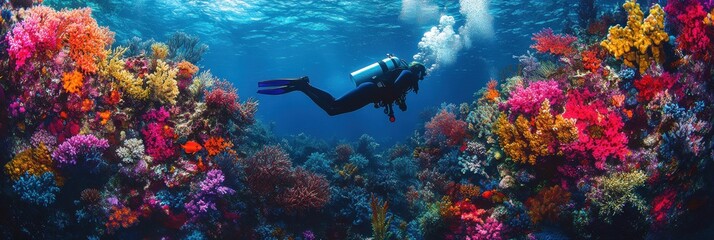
[258, 80, 293, 88]
[257, 86, 297, 95]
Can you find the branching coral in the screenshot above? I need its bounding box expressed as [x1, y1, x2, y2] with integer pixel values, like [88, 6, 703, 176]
[151, 43, 169, 60]
[587, 170, 648, 222]
[147, 59, 179, 105]
[184, 169, 235, 217]
[526, 186, 571, 225]
[425, 109, 467, 146]
[116, 138, 148, 164]
[51, 134, 109, 165]
[494, 100, 578, 165]
[62, 8, 114, 73]
[100, 47, 150, 100]
[531, 28, 578, 56]
[600, 0, 668, 73]
[12, 172, 60, 207]
[370, 195, 393, 240]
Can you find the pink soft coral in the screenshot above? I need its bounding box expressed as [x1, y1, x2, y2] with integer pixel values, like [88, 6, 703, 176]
[563, 89, 629, 169]
[665, 0, 712, 60]
[425, 109, 468, 146]
[141, 108, 175, 162]
[531, 28, 578, 56]
[6, 6, 61, 70]
[501, 80, 564, 116]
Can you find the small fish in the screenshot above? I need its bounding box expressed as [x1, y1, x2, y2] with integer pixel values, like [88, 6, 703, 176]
[181, 141, 203, 154]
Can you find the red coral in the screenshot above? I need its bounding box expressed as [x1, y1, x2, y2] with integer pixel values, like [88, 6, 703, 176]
[278, 168, 330, 213]
[581, 48, 602, 73]
[204, 80, 257, 124]
[634, 72, 677, 102]
[651, 189, 677, 226]
[665, 0, 713, 60]
[563, 89, 629, 169]
[106, 206, 139, 232]
[425, 109, 467, 146]
[531, 28, 578, 56]
[244, 145, 294, 197]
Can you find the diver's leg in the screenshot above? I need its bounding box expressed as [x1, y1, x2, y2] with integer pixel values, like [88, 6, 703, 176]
[314, 82, 380, 116]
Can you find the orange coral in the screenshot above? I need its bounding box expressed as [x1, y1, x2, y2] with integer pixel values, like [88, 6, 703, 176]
[62, 70, 83, 94]
[459, 184, 481, 199]
[581, 49, 602, 73]
[98, 110, 111, 125]
[81, 99, 95, 112]
[4, 144, 54, 181]
[494, 100, 578, 165]
[62, 8, 114, 73]
[204, 137, 232, 156]
[177, 60, 199, 78]
[526, 185, 571, 224]
[106, 206, 139, 231]
[483, 80, 500, 102]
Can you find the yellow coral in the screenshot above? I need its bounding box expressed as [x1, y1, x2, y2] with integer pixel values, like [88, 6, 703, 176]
[706, 9, 714, 26]
[600, 0, 668, 74]
[100, 47, 150, 100]
[151, 43, 169, 60]
[494, 100, 578, 165]
[62, 70, 84, 94]
[4, 144, 53, 181]
[147, 60, 179, 105]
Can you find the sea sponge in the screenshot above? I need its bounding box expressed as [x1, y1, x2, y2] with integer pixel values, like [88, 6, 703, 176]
[4, 143, 53, 181]
[600, 0, 668, 73]
[147, 59, 179, 105]
[61, 70, 83, 94]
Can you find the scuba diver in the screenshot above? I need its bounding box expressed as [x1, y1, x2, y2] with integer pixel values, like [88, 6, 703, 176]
[257, 54, 427, 122]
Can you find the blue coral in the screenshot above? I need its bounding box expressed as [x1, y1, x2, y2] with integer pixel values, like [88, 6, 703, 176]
[12, 172, 60, 207]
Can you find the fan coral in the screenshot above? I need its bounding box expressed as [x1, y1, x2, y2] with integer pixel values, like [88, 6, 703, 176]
[502, 80, 564, 116]
[61, 70, 84, 94]
[562, 89, 629, 169]
[148, 60, 179, 105]
[244, 145, 294, 197]
[494, 100, 578, 165]
[52, 134, 109, 165]
[278, 168, 330, 212]
[167, 32, 209, 63]
[531, 28, 578, 55]
[12, 172, 60, 207]
[425, 109, 467, 146]
[4, 143, 53, 181]
[600, 0, 668, 73]
[204, 137, 231, 156]
[634, 72, 677, 102]
[526, 186, 571, 225]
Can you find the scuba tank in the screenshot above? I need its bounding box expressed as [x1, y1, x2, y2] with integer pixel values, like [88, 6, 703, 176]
[349, 54, 409, 86]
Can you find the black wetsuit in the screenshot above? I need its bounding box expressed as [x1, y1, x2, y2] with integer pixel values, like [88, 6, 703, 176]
[298, 69, 420, 116]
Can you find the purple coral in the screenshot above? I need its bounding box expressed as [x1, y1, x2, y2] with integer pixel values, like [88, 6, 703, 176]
[468, 217, 504, 240]
[501, 80, 564, 116]
[184, 169, 235, 218]
[51, 134, 109, 165]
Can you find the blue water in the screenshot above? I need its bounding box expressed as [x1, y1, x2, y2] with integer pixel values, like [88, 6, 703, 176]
[44, 0, 627, 144]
